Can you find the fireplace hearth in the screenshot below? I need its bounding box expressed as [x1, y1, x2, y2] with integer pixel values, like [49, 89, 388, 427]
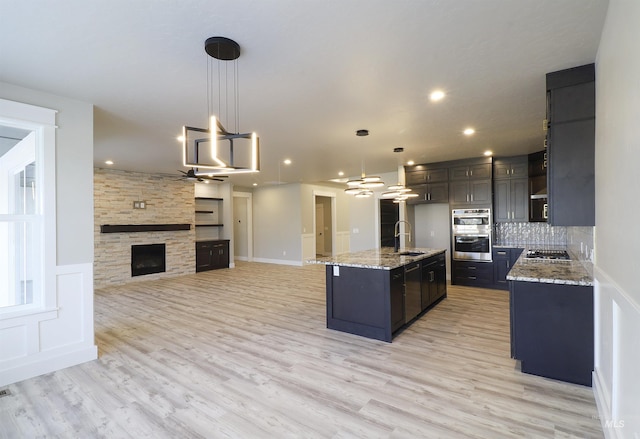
[131, 244, 166, 277]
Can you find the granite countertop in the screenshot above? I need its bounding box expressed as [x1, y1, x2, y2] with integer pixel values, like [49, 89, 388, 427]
[308, 247, 446, 270]
[506, 247, 594, 286]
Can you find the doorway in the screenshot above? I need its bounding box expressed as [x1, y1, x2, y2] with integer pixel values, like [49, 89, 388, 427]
[380, 198, 399, 248]
[314, 194, 334, 257]
[232, 192, 252, 261]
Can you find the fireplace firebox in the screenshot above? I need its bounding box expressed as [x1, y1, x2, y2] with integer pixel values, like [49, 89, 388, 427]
[131, 244, 166, 277]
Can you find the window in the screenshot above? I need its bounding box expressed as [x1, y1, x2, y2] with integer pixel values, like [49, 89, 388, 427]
[0, 98, 56, 315]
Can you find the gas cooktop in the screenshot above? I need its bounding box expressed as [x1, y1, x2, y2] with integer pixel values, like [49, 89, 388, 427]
[525, 249, 571, 260]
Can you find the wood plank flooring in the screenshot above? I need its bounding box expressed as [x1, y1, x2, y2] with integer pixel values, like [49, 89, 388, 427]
[0, 262, 603, 438]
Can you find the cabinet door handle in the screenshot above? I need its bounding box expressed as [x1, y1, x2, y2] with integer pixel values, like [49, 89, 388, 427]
[430, 272, 435, 282]
[507, 261, 510, 268]
[470, 194, 474, 202]
[497, 251, 507, 255]
[468, 266, 477, 270]
[469, 276, 477, 280]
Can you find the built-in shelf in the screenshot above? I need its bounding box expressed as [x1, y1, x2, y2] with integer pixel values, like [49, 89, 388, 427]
[195, 224, 223, 227]
[195, 197, 223, 201]
[195, 210, 215, 214]
[100, 224, 191, 233]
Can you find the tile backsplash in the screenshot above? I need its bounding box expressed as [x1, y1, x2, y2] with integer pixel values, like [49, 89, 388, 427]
[494, 222, 567, 247]
[495, 222, 594, 262]
[567, 226, 595, 262]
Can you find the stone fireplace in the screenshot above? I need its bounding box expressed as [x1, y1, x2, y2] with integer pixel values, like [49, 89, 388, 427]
[131, 243, 166, 277]
[94, 168, 196, 288]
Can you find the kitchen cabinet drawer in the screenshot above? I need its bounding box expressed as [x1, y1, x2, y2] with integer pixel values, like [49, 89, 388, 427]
[452, 260, 493, 287]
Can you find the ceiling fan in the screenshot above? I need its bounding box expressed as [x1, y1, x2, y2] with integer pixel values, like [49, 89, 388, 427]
[178, 168, 228, 182]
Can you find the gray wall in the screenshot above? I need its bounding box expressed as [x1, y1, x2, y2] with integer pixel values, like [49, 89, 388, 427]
[253, 183, 302, 262]
[593, 1, 640, 434]
[0, 81, 93, 265]
[412, 203, 452, 278]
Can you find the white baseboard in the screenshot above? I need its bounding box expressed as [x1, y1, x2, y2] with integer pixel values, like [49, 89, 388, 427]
[252, 257, 303, 267]
[1, 345, 97, 387]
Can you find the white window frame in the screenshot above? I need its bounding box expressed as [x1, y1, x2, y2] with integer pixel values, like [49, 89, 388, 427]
[0, 98, 57, 318]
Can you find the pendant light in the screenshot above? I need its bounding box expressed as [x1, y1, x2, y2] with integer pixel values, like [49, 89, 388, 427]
[182, 37, 260, 175]
[344, 129, 384, 197]
[381, 147, 419, 202]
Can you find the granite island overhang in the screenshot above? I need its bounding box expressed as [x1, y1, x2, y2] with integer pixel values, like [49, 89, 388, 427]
[309, 248, 447, 342]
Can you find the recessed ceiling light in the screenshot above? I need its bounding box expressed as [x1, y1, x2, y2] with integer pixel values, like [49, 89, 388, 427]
[283, 159, 292, 165]
[463, 128, 475, 136]
[338, 171, 344, 176]
[105, 160, 114, 165]
[484, 150, 493, 156]
[252, 182, 258, 186]
[430, 90, 445, 102]
[407, 160, 415, 166]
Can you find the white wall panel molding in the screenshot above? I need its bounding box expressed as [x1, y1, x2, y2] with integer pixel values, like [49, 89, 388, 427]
[0, 263, 97, 387]
[336, 231, 351, 255]
[593, 265, 639, 438]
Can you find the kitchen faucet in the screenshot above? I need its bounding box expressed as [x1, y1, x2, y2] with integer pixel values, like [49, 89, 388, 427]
[394, 220, 412, 252]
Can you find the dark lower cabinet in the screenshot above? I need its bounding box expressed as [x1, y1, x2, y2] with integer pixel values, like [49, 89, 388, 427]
[325, 252, 447, 342]
[195, 240, 229, 272]
[422, 254, 447, 309]
[452, 260, 493, 287]
[493, 248, 523, 290]
[390, 269, 405, 333]
[510, 281, 594, 386]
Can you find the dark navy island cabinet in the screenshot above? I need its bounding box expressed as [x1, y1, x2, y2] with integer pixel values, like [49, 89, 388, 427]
[510, 281, 594, 386]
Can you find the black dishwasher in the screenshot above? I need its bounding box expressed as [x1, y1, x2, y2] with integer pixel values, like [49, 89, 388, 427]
[404, 262, 422, 323]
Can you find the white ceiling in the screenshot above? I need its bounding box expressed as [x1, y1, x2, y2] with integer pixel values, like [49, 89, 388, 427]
[0, 0, 609, 188]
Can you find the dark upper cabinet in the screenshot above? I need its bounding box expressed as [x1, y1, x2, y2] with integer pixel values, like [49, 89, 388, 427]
[547, 119, 595, 225]
[406, 167, 448, 185]
[494, 178, 528, 223]
[407, 182, 449, 204]
[528, 150, 547, 177]
[450, 179, 491, 205]
[546, 63, 595, 226]
[548, 82, 596, 124]
[450, 163, 492, 181]
[493, 156, 528, 180]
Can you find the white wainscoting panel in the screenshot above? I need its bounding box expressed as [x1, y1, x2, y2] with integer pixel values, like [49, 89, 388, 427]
[301, 233, 315, 263]
[593, 266, 640, 439]
[336, 231, 351, 255]
[0, 263, 97, 387]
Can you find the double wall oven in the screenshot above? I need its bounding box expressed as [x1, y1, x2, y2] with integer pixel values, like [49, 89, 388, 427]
[452, 208, 492, 261]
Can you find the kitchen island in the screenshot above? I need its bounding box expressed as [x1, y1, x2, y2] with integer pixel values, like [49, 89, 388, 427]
[311, 248, 447, 342]
[507, 248, 594, 386]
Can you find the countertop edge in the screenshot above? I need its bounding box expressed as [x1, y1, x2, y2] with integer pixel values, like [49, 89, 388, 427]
[506, 246, 594, 286]
[307, 248, 447, 270]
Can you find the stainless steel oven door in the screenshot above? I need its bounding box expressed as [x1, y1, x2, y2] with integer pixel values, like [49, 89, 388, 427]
[453, 234, 492, 261]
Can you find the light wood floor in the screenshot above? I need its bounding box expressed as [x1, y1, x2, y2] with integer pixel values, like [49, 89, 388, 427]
[1, 262, 603, 438]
